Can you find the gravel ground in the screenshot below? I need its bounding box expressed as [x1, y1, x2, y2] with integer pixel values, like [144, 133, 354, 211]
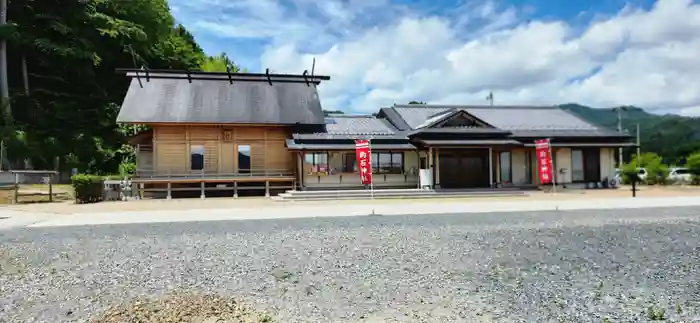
[2, 206, 700, 323]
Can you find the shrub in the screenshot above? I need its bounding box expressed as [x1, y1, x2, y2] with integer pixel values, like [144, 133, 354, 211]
[687, 152, 700, 185]
[645, 160, 669, 185]
[118, 162, 136, 177]
[71, 174, 105, 204]
[620, 162, 640, 184]
[627, 153, 669, 185]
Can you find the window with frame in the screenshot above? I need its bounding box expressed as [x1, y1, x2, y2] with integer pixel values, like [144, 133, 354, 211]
[190, 145, 205, 171]
[342, 153, 357, 173]
[304, 152, 329, 174]
[237, 144, 251, 174]
[499, 151, 511, 183]
[372, 152, 403, 174]
[571, 149, 584, 181]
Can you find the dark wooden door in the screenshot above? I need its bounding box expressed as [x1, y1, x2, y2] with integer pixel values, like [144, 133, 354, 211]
[438, 149, 490, 188]
[583, 148, 601, 182]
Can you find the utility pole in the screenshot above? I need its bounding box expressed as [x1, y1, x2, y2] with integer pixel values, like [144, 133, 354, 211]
[486, 91, 494, 107]
[616, 107, 624, 167]
[636, 123, 640, 158]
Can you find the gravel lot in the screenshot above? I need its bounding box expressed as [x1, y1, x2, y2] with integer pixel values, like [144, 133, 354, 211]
[2, 207, 700, 322]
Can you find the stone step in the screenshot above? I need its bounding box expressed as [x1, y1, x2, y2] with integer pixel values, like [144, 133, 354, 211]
[282, 188, 524, 196]
[274, 190, 526, 201]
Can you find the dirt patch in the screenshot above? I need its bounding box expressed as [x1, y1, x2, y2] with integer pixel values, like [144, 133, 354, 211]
[92, 292, 273, 323]
[0, 184, 73, 205]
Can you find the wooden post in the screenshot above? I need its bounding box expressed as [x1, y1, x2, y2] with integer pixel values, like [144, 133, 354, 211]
[200, 181, 205, 199]
[488, 147, 494, 188]
[166, 182, 172, 199]
[265, 180, 270, 197]
[13, 172, 18, 204]
[233, 181, 238, 198]
[48, 174, 53, 202]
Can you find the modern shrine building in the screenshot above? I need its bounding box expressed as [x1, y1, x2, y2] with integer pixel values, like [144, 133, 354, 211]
[118, 69, 635, 197]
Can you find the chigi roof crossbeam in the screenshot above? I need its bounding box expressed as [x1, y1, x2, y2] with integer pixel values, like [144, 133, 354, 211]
[116, 67, 331, 88]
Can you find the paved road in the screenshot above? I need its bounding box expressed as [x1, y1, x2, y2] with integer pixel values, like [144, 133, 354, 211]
[2, 207, 700, 322]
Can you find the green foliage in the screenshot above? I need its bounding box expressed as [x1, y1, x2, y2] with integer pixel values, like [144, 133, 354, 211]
[200, 53, 244, 72]
[0, 22, 19, 41]
[627, 152, 669, 185]
[619, 162, 640, 184]
[646, 305, 666, 320]
[561, 104, 700, 164]
[408, 101, 426, 104]
[4, 0, 206, 173]
[71, 174, 105, 204]
[322, 109, 344, 116]
[686, 152, 700, 184]
[118, 162, 135, 176]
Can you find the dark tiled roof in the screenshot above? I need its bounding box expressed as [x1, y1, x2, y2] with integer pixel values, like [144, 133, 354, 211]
[409, 128, 511, 135]
[292, 115, 407, 140]
[117, 73, 325, 124]
[286, 139, 415, 150]
[418, 139, 523, 145]
[390, 104, 616, 134]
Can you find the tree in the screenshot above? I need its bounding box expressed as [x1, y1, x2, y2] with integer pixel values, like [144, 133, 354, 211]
[408, 101, 426, 104]
[686, 152, 700, 184]
[4, 0, 205, 173]
[624, 152, 669, 185]
[561, 103, 700, 164]
[0, 0, 9, 115]
[201, 53, 244, 72]
[322, 109, 344, 116]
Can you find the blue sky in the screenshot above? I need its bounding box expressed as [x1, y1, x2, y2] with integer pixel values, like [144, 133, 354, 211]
[169, 0, 700, 116]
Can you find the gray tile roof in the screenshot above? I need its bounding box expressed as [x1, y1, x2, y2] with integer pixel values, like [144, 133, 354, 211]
[292, 115, 406, 140]
[286, 139, 415, 150]
[393, 106, 454, 129]
[117, 75, 325, 124]
[391, 104, 612, 132]
[419, 139, 523, 145]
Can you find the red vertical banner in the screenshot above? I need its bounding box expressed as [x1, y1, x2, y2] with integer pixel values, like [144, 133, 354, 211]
[355, 139, 372, 185]
[535, 139, 553, 184]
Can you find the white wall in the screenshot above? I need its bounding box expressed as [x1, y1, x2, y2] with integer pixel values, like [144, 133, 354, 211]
[403, 151, 420, 174]
[600, 148, 615, 180]
[511, 149, 528, 185]
[555, 148, 572, 184]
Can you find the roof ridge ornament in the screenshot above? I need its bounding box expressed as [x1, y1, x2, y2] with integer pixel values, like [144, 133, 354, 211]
[265, 68, 272, 85]
[226, 65, 233, 84]
[302, 70, 310, 86]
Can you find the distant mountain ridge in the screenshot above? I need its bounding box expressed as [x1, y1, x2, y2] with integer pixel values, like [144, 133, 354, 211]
[559, 103, 700, 163]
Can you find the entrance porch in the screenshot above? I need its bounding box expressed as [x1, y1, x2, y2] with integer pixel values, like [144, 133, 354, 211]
[425, 145, 619, 189]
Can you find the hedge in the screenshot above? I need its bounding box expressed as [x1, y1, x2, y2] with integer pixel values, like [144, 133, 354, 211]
[71, 174, 105, 204]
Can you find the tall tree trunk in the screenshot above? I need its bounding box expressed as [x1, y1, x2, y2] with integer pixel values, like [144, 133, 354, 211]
[21, 55, 28, 96]
[0, 0, 9, 115]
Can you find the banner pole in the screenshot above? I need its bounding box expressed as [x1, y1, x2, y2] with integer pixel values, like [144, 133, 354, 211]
[368, 137, 374, 201]
[548, 138, 556, 194]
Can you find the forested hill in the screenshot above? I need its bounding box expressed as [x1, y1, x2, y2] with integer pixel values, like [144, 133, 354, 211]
[0, 0, 238, 174]
[560, 103, 700, 163]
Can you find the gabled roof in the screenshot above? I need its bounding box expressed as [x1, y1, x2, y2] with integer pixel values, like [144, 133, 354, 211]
[116, 70, 329, 125]
[292, 115, 406, 140]
[409, 108, 510, 136]
[388, 104, 626, 138]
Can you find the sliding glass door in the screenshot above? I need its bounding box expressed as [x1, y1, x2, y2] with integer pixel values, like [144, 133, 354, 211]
[571, 149, 584, 182]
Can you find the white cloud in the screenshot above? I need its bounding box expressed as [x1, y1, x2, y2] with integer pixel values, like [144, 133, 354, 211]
[180, 0, 700, 116]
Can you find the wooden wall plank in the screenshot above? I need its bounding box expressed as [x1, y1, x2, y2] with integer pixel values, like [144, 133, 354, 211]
[150, 125, 294, 176]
